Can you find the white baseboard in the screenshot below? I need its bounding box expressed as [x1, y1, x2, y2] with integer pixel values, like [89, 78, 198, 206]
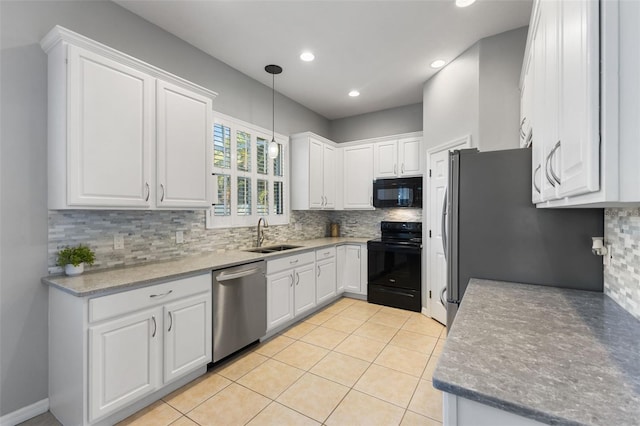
[0, 398, 49, 426]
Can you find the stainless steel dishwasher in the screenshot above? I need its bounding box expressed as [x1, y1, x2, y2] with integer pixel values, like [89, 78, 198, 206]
[212, 260, 266, 362]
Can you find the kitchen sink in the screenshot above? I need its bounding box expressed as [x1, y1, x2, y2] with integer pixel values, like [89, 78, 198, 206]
[244, 244, 302, 254]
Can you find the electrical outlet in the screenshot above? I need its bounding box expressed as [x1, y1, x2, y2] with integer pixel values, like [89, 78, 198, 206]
[604, 244, 612, 266]
[176, 231, 184, 244]
[295, 223, 302, 231]
[114, 235, 124, 250]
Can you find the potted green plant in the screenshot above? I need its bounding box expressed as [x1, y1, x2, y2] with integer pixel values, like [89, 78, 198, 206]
[57, 244, 96, 276]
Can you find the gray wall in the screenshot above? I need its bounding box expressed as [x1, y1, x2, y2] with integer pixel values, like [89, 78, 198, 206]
[423, 44, 480, 150]
[479, 27, 528, 151]
[422, 26, 527, 152]
[0, 0, 330, 416]
[330, 103, 423, 143]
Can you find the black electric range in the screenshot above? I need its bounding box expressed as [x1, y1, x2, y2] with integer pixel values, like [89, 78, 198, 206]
[367, 221, 422, 312]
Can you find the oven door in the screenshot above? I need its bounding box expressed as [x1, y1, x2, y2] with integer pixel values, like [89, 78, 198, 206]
[367, 241, 421, 290]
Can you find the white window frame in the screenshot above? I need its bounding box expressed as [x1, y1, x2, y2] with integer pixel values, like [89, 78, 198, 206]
[205, 111, 289, 229]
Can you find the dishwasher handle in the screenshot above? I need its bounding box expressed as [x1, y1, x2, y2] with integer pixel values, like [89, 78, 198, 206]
[216, 267, 261, 282]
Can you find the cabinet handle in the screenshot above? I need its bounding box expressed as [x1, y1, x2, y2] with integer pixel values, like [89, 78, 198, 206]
[533, 165, 541, 194]
[168, 311, 173, 332]
[290, 274, 294, 287]
[150, 290, 173, 299]
[370, 195, 373, 206]
[549, 141, 561, 185]
[160, 184, 165, 202]
[317, 265, 321, 277]
[394, 164, 397, 175]
[151, 315, 157, 338]
[289, 259, 299, 265]
[357, 249, 360, 260]
[145, 182, 150, 202]
[401, 163, 405, 174]
[520, 117, 526, 138]
[295, 272, 299, 285]
[545, 149, 556, 188]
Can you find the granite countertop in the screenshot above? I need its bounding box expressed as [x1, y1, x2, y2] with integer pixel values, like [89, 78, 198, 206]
[433, 279, 640, 426]
[43, 237, 370, 297]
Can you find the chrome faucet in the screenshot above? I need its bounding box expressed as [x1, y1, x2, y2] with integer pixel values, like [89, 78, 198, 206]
[257, 217, 269, 247]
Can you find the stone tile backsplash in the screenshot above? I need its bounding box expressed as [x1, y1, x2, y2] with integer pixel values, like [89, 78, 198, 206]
[604, 208, 640, 319]
[48, 207, 423, 274]
[48, 210, 331, 274]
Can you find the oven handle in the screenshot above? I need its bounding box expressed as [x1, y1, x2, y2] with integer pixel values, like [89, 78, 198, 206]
[441, 188, 448, 261]
[375, 286, 416, 297]
[367, 243, 421, 253]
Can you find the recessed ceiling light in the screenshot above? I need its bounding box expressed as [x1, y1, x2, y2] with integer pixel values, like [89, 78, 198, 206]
[430, 59, 446, 69]
[348, 90, 360, 97]
[456, 0, 476, 7]
[300, 52, 315, 62]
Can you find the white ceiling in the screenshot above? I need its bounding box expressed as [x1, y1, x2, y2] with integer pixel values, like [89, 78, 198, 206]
[115, 0, 532, 120]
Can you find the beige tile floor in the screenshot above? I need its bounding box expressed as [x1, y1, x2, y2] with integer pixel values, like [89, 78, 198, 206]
[23, 297, 446, 426]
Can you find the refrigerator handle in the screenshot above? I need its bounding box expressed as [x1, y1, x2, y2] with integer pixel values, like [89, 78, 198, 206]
[441, 188, 448, 261]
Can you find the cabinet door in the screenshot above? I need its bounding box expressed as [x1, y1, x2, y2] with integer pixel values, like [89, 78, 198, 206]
[343, 245, 362, 293]
[557, 0, 600, 198]
[67, 45, 153, 208]
[163, 293, 212, 383]
[89, 308, 160, 422]
[323, 144, 336, 208]
[267, 270, 294, 330]
[398, 138, 423, 176]
[294, 264, 317, 316]
[374, 141, 398, 178]
[316, 258, 337, 304]
[344, 145, 374, 209]
[156, 80, 213, 208]
[309, 138, 324, 208]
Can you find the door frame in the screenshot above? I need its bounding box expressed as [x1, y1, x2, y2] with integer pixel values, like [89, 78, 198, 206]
[423, 135, 472, 320]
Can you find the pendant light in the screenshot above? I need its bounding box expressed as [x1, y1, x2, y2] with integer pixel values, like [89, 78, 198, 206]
[265, 64, 283, 159]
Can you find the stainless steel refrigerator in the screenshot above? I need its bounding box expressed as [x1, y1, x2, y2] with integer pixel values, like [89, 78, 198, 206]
[445, 148, 603, 328]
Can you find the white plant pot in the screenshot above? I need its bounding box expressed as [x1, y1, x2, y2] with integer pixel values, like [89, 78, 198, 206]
[65, 263, 84, 276]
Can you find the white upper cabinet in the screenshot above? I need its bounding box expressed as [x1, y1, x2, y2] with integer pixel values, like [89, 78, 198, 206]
[66, 45, 154, 208]
[291, 133, 341, 210]
[524, 0, 640, 207]
[156, 80, 213, 209]
[343, 144, 374, 209]
[41, 26, 217, 210]
[373, 137, 423, 178]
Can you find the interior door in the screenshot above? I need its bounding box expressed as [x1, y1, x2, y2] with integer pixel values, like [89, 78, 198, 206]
[428, 149, 449, 325]
[426, 137, 470, 325]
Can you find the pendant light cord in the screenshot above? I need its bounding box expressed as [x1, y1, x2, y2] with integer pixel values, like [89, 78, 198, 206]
[272, 72, 275, 141]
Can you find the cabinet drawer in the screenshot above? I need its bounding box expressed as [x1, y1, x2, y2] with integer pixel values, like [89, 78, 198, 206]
[89, 273, 211, 323]
[267, 252, 315, 275]
[316, 247, 336, 261]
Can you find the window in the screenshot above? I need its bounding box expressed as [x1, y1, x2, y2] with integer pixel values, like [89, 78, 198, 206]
[206, 112, 289, 228]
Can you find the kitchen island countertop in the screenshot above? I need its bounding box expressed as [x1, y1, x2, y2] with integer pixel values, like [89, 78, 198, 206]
[43, 237, 370, 297]
[433, 278, 640, 426]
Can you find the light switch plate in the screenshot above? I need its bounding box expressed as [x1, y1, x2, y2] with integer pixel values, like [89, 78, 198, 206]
[176, 231, 184, 244]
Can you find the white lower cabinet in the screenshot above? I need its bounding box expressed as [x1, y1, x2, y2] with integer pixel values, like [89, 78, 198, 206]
[316, 247, 337, 304]
[294, 263, 317, 316]
[50, 273, 212, 426]
[444, 393, 546, 426]
[163, 294, 211, 383]
[267, 270, 295, 330]
[341, 244, 368, 295]
[89, 308, 161, 422]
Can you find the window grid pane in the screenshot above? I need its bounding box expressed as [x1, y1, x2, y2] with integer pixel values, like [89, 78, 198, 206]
[213, 124, 231, 169]
[237, 131, 251, 172]
[273, 143, 284, 177]
[274, 181, 284, 215]
[257, 179, 269, 215]
[214, 174, 231, 216]
[237, 177, 252, 216]
[257, 138, 268, 175]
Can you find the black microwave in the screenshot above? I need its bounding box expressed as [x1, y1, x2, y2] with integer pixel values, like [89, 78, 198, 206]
[372, 177, 423, 208]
